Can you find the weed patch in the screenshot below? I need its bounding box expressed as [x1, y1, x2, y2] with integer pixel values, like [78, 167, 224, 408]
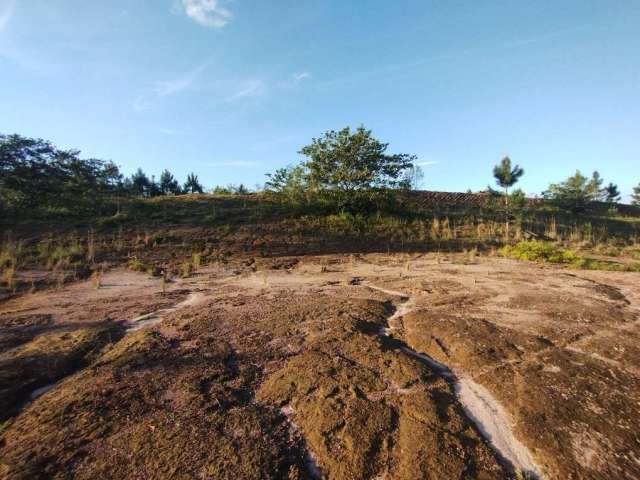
[501, 241, 579, 264]
[502, 241, 640, 272]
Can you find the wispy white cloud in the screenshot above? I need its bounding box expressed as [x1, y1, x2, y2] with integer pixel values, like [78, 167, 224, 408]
[134, 60, 211, 111]
[0, 0, 14, 32]
[224, 80, 267, 102]
[415, 160, 439, 167]
[278, 71, 311, 88]
[292, 71, 310, 83]
[136, 66, 309, 112]
[177, 0, 232, 28]
[154, 62, 209, 96]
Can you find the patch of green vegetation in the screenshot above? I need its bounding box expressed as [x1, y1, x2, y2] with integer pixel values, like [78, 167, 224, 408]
[515, 469, 537, 480]
[501, 241, 580, 264]
[127, 258, 146, 272]
[0, 419, 10, 435]
[502, 241, 640, 272]
[47, 244, 85, 269]
[98, 212, 130, 227]
[570, 257, 640, 272]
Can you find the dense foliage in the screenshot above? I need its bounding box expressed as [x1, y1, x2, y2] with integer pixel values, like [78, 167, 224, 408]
[300, 126, 416, 191]
[2, 130, 636, 221]
[0, 134, 122, 214]
[0, 134, 212, 216]
[543, 170, 612, 214]
[266, 126, 418, 212]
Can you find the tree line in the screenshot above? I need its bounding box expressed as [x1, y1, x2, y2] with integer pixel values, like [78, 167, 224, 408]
[264, 126, 639, 214]
[490, 156, 627, 214]
[1, 129, 639, 218]
[0, 134, 210, 215]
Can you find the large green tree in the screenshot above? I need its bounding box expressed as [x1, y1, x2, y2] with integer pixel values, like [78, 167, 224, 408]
[300, 126, 416, 192]
[0, 133, 121, 212]
[298, 126, 416, 211]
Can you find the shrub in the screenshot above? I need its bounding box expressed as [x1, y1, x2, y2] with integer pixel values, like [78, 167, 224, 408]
[502, 241, 640, 272]
[500, 241, 579, 263]
[127, 258, 145, 272]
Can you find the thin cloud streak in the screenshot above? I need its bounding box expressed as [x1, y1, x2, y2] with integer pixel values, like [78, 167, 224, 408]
[224, 80, 266, 102]
[278, 71, 312, 88]
[505, 25, 591, 48]
[154, 62, 209, 96]
[134, 60, 212, 112]
[321, 25, 589, 89]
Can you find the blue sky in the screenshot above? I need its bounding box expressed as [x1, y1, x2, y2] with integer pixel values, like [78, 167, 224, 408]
[1, 1, 638, 199]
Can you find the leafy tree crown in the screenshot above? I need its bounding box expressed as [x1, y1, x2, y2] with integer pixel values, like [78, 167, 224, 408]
[299, 126, 416, 191]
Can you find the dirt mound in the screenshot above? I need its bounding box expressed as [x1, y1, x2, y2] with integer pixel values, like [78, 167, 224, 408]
[0, 321, 124, 421]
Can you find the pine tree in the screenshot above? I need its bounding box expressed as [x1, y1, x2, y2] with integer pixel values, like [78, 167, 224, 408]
[632, 183, 640, 206]
[183, 173, 204, 194]
[148, 175, 162, 197]
[493, 156, 524, 196]
[603, 182, 621, 203]
[159, 169, 181, 195]
[130, 168, 150, 196]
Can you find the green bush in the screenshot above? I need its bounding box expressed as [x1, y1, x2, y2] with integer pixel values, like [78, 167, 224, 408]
[500, 241, 579, 263]
[502, 241, 640, 272]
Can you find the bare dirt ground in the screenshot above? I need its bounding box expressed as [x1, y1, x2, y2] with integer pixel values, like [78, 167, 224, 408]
[1, 253, 639, 479]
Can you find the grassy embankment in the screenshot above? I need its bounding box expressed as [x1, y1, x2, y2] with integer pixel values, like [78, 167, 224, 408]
[1, 192, 640, 296]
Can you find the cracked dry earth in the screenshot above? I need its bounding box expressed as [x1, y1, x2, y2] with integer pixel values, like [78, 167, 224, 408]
[1, 253, 639, 480]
